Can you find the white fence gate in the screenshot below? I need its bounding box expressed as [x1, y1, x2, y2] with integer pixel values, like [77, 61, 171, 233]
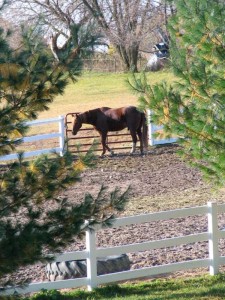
[2, 201, 225, 296]
[148, 110, 178, 146]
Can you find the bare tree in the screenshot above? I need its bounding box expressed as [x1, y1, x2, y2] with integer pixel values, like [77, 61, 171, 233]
[4, 0, 85, 39]
[4, 0, 103, 58]
[5, 0, 169, 72]
[82, 0, 165, 72]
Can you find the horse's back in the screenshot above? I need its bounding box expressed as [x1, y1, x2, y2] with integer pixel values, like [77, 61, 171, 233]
[91, 106, 141, 118]
[124, 106, 143, 127]
[104, 106, 139, 118]
[123, 106, 141, 115]
[103, 106, 143, 131]
[99, 107, 111, 112]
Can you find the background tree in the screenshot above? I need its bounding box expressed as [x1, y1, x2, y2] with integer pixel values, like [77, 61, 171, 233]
[82, 0, 161, 72]
[129, 0, 225, 185]
[5, 0, 173, 72]
[0, 4, 129, 286]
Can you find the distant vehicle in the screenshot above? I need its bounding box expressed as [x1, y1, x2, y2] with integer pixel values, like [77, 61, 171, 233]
[153, 42, 169, 59]
[146, 42, 169, 71]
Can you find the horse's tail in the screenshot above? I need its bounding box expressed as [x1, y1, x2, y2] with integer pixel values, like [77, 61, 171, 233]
[142, 111, 148, 150]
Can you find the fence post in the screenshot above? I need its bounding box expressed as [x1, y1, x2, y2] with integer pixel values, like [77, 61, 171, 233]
[86, 224, 98, 291]
[207, 202, 219, 275]
[58, 115, 65, 156]
[147, 110, 154, 146]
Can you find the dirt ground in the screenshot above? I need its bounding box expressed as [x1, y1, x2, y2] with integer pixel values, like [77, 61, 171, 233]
[4, 144, 225, 286]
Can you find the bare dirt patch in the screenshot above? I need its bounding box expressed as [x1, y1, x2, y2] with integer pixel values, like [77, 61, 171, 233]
[68, 144, 224, 213]
[4, 144, 225, 286]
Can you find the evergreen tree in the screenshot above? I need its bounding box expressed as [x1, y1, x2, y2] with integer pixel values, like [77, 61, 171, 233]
[0, 19, 129, 285]
[129, 0, 225, 185]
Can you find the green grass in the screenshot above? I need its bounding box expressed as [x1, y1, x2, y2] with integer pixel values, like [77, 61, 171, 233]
[18, 274, 225, 300]
[39, 70, 176, 119]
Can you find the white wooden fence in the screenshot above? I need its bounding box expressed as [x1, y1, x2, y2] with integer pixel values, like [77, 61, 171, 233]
[148, 110, 178, 146]
[148, 122, 178, 146]
[0, 116, 65, 161]
[2, 201, 225, 296]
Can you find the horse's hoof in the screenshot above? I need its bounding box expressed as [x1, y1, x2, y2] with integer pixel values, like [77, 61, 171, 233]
[110, 151, 115, 157]
[141, 150, 148, 156]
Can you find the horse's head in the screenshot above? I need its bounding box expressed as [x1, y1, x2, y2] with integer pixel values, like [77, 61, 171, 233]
[72, 114, 82, 135]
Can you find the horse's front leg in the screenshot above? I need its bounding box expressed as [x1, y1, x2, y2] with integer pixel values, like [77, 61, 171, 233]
[100, 133, 114, 157]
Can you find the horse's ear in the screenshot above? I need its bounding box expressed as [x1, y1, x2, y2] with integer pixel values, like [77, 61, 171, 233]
[71, 113, 79, 118]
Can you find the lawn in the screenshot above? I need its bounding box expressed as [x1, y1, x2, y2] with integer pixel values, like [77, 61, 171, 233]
[38, 70, 176, 119]
[20, 275, 225, 300]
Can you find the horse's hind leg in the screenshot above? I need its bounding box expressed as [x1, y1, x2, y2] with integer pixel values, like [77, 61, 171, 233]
[129, 130, 138, 154]
[137, 128, 144, 154]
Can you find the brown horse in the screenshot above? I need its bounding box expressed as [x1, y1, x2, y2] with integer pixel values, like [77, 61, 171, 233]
[71, 106, 148, 156]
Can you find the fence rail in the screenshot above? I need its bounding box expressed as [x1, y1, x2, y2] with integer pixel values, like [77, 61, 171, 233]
[2, 201, 225, 296]
[0, 116, 65, 161]
[82, 57, 147, 73]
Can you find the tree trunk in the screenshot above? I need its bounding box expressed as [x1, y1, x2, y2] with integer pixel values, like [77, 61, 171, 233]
[116, 44, 139, 72]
